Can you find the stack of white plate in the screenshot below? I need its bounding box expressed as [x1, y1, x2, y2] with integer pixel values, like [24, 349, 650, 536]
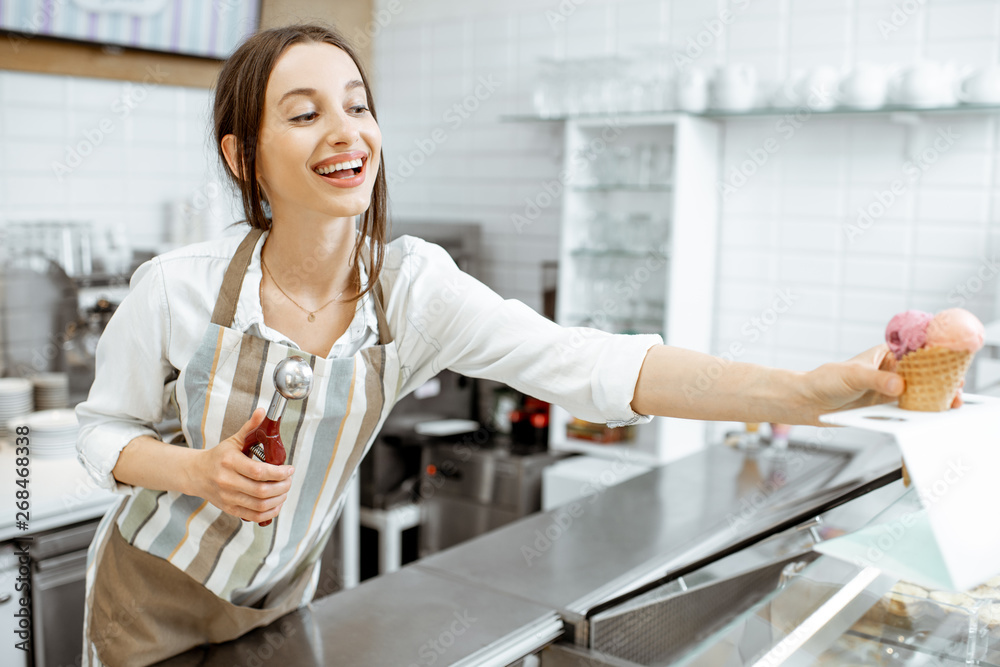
[0, 378, 34, 439]
[33, 372, 70, 410]
[7, 409, 79, 459]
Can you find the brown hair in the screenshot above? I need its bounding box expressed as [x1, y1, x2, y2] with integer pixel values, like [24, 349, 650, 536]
[212, 24, 388, 304]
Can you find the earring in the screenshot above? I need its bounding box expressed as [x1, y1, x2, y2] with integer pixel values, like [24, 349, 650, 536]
[261, 200, 272, 219]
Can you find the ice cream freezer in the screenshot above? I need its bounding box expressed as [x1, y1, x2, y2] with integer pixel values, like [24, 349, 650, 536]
[156, 436, 928, 667]
[583, 484, 1000, 667]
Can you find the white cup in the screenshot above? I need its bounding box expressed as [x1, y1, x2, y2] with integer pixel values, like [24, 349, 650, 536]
[838, 63, 889, 109]
[889, 61, 959, 107]
[798, 66, 841, 110]
[676, 67, 709, 112]
[958, 65, 1000, 104]
[711, 63, 757, 111]
[771, 70, 805, 108]
[771, 66, 839, 109]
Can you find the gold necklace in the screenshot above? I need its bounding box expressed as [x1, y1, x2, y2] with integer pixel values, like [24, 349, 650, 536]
[261, 256, 351, 323]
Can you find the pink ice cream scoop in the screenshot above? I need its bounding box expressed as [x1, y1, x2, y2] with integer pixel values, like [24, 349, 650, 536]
[885, 310, 933, 360]
[925, 308, 985, 353]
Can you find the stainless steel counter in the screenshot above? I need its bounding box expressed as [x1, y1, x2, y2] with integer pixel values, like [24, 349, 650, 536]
[156, 566, 562, 667]
[159, 440, 901, 666]
[418, 441, 895, 621]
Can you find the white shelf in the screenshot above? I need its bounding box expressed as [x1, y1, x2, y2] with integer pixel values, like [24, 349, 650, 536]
[549, 114, 721, 464]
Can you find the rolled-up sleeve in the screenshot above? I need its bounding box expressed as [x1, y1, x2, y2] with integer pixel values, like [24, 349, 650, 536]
[395, 237, 663, 426]
[75, 258, 174, 494]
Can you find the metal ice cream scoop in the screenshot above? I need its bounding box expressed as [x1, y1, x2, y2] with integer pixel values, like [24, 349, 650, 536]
[242, 356, 312, 526]
[243, 356, 313, 464]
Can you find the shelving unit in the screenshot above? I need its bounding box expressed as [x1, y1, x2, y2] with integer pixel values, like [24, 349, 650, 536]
[503, 101, 1000, 124]
[510, 100, 1000, 465]
[546, 113, 720, 465]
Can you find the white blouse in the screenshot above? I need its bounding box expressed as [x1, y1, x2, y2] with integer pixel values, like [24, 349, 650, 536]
[75, 229, 662, 492]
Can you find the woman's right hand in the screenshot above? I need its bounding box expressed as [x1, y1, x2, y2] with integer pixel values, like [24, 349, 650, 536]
[186, 408, 296, 523]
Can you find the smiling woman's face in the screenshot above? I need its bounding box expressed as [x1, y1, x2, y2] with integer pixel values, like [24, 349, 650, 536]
[255, 41, 382, 221]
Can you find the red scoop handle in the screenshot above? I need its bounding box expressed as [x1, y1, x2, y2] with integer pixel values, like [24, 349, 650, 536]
[242, 420, 286, 527]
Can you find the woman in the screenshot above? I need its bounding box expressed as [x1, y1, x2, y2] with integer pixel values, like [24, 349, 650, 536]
[76, 24, 910, 666]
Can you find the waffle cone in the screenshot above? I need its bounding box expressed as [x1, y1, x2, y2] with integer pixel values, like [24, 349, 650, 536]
[896, 346, 973, 411]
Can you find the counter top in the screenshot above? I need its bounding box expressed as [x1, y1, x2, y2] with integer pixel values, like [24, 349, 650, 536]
[157, 566, 563, 667]
[418, 441, 898, 619]
[0, 440, 118, 542]
[163, 439, 901, 666]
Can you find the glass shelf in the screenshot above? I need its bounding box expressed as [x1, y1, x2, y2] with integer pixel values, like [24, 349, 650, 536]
[570, 247, 670, 260]
[503, 102, 1000, 123]
[703, 101, 1000, 119]
[571, 183, 672, 192]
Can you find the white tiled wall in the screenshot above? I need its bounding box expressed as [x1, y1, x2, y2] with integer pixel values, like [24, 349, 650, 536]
[0, 70, 227, 251]
[2, 0, 998, 385]
[371, 0, 1000, 376]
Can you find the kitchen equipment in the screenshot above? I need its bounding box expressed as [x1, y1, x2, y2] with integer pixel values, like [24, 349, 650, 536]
[509, 396, 550, 454]
[63, 296, 120, 405]
[419, 439, 569, 556]
[676, 484, 999, 667]
[710, 63, 758, 111]
[19, 519, 101, 667]
[838, 62, 890, 109]
[1, 254, 78, 378]
[242, 356, 313, 526]
[586, 527, 821, 666]
[0, 543, 30, 667]
[2, 221, 93, 278]
[959, 64, 1000, 104]
[358, 221, 482, 511]
[413, 418, 479, 436]
[488, 386, 520, 435]
[360, 371, 479, 510]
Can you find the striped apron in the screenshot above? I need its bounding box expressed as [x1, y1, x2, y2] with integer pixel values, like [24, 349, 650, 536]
[80, 229, 401, 667]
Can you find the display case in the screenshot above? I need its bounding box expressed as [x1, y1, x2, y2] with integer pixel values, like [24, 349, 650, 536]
[549, 114, 720, 465]
[674, 485, 1000, 666]
[533, 476, 1000, 667]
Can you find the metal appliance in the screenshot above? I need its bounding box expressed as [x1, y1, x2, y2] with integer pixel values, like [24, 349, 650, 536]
[0, 542, 30, 667]
[19, 518, 101, 667]
[359, 368, 479, 509]
[0, 255, 78, 379]
[419, 438, 570, 555]
[358, 221, 483, 511]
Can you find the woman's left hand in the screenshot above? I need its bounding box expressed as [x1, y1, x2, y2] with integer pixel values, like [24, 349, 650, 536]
[796, 344, 914, 426]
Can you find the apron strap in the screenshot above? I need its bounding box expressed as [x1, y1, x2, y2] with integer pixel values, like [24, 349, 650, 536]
[373, 279, 391, 346]
[363, 243, 392, 345]
[211, 228, 264, 327]
[212, 228, 392, 345]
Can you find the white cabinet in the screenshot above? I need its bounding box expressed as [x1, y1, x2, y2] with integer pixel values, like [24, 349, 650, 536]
[548, 114, 720, 465]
